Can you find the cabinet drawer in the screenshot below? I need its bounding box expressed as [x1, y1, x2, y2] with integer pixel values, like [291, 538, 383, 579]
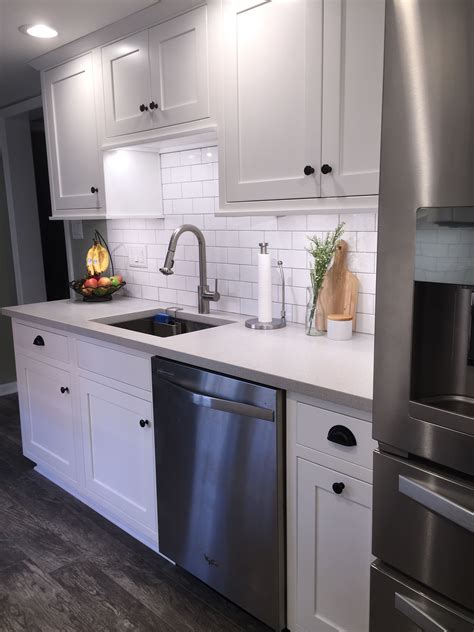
[373, 451, 474, 612]
[77, 340, 151, 392]
[295, 401, 374, 469]
[14, 322, 69, 364]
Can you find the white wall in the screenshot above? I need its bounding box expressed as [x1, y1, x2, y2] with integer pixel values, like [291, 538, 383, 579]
[107, 147, 377, 334]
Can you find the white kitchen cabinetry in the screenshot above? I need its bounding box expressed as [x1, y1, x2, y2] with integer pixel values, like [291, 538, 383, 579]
[16, 354, 77, 482]
[220, 0, 385, 213]
[102, 31, 153, 138]
[321, 0, 385, 198]
[223, 0, 323, 203]
[287, 394, 376, 632]
[102, 6, 209, 139]
[149, 6, 209, 129]
[42, 53, 104, 216]
[79, 378, 157, 536]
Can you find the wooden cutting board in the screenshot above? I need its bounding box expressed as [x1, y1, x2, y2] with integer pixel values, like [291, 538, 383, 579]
[316, 240, 359, 331]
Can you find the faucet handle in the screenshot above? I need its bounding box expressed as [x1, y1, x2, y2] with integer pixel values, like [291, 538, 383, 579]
[211, 279, 220, 301]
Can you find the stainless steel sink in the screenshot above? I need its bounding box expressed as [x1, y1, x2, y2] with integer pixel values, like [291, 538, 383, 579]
[109, 314, 227, 338]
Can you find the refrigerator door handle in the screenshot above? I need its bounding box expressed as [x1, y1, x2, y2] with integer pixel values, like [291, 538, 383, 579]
[159, 378, 274, 422]
[395, 593, 449, 632]
[399, 475, 474, 532]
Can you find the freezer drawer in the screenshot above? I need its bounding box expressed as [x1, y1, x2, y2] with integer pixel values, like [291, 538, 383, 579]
[372, 451, 474, 611]
[370, 561, 474, 631]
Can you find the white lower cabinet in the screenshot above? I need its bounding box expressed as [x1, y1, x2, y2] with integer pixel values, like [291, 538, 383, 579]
[288, 395, 375, 632]
[79, 378, 157, 536]
[16, 354, 77, 482]
[295, 459, 372, 632]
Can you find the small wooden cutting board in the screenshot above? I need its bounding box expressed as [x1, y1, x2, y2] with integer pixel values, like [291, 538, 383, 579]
[316, 240, 359, 331]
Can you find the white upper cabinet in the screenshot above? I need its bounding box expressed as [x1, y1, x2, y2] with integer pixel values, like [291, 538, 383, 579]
[102, 30, 153, 137]
[149, 6, 209, 129]
[221, 0, 385, 210]
[43, 53, 103, 213]
[223, 0, 323, 202]
[321, 0, 385, 197]
[102, 6, 209, 139]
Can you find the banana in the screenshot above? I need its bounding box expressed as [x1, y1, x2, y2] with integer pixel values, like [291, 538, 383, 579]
[86, 245, 96, 276]
[95, 244, 110, 274]
[85, 240, 110, 276]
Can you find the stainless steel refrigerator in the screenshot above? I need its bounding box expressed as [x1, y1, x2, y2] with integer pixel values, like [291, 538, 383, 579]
[371, 1, 474, 629]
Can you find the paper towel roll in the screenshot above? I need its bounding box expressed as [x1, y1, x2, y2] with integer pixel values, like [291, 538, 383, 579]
[258, 250, 273, 323]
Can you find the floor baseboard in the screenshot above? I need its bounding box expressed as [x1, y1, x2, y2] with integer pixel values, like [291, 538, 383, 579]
[0, 382, 17, 396]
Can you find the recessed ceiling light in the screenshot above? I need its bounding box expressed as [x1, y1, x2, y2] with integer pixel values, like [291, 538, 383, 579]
[19, 24, 58, 38]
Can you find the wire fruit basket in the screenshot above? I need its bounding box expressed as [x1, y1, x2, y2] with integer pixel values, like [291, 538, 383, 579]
[69, 230, 126, 302]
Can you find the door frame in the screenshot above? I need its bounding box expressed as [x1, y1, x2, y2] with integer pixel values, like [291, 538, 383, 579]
[0, 95, 73, 304]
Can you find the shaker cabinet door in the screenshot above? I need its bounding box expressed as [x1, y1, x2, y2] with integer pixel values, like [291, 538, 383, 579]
[295, 458, 373, 632]
[223, 0, 323, 202]
[102, 30, 153, 137]
[149, 5, 209, 129]
[321, 0, 385, 197]
[16, 354, 76, 480]
[79, 378, 157, 533]
[43, 53, 102, 212]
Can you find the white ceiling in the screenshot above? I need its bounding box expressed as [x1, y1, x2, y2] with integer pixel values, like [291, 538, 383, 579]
[0, 0, 159, 109]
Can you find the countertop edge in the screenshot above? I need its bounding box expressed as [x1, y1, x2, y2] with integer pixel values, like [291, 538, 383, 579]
[3, 307, 373, 414]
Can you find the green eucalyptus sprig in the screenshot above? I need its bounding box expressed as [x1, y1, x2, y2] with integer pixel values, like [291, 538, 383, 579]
[306, 222, 345, 333]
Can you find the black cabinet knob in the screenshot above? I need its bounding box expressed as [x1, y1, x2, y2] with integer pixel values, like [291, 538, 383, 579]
[321, 164, 333, 174]
[304, 165, 315, 176]
[33, 335, 45, 347]
[60, 387, 69, 394]
[327, 425, 357, 447]
[139, 419, 150, 428]
[139, 104, 149, 112]
[149, 101, 159, 110]
[332, 482, 345, 495]
[90, 186, 98, 194]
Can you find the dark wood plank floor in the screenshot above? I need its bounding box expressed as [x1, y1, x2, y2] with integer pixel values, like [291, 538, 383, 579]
[0, 393, 270, 632]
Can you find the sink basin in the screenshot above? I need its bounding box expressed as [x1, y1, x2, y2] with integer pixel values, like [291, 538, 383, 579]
[110, 314, 226, 338]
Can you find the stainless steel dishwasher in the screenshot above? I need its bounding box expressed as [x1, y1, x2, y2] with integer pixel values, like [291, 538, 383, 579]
[152, 357, 285, 631]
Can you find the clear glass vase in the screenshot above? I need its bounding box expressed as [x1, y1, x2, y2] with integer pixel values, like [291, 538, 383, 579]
[305, 286, 325, 336]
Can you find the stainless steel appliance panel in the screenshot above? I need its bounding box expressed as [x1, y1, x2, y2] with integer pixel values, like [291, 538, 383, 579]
[372, 451, 474, 611]
[153, 357, 285, 631]
[370, 561, 474, 632]
[373, 0, 474, 474]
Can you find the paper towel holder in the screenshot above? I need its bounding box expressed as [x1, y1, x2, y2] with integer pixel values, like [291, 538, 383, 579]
[245, 259, 287, 330]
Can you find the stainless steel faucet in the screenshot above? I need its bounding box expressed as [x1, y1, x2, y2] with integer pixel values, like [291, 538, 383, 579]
[159, 224, 220, 314]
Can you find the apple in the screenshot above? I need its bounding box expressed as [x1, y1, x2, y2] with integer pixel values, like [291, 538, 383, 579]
[110, 275, 123, 287]
[84, 278, 98, 289]
[97, 277, 111, 287]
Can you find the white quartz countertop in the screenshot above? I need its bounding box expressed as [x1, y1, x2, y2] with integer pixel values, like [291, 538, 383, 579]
[2, 297, 374, 412]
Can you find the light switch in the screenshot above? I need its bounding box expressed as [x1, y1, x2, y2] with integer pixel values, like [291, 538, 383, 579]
[129, 245, 147, 268]
[71, 220, 83, 239]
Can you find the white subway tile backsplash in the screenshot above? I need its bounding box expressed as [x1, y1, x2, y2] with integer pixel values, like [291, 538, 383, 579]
[182, 181, 203, 198]
[108, 146, 378, 334]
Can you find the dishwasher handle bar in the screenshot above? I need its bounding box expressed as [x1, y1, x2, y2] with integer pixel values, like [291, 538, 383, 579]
[156, 375, 274, 422]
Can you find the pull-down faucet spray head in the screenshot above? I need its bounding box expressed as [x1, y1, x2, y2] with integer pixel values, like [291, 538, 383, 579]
[159, 251, 175, 275]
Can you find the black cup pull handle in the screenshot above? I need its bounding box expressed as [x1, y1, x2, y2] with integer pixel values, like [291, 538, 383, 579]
[139, 419, 150, 428]
[332, 482, 345, 495]
[327, 425, 357, 447]
[33, 335, 45, 347]
[60, 387, 69, 394]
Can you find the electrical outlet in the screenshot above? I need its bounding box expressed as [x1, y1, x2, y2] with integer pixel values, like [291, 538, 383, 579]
[129, 245, 147, 268]
[71, 220, 83, 239]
